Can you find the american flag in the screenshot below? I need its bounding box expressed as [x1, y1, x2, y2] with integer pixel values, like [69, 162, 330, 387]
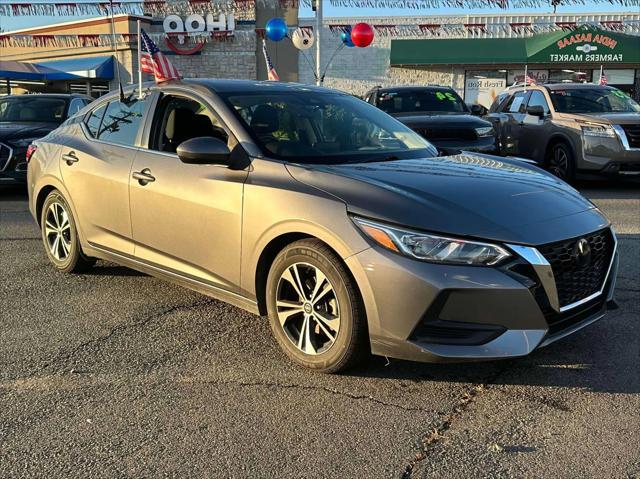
[140, 29, 181, 83]
[262, 40, 280, 81]
[599, 72, 608, 86]
[525, 74, 537, 86]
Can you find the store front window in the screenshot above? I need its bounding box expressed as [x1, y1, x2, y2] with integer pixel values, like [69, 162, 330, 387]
[464, 70, 507, 109]
[507, 70, 548, 86]
[548, 69, 592, 83]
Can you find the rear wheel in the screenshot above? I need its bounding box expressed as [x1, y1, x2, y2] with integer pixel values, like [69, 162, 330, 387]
[41, 190, 94, 273]
[548, 142, 576, 182]
[266, 239, 368, 373]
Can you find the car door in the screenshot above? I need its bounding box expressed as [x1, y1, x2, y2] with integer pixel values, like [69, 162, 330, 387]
[519, 90, 552, 162]
[499, 90, 529, 156]
[129, 90, 247, 291]
[60, 96, 149, 254]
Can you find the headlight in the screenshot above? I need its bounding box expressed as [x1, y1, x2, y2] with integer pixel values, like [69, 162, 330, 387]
[581, 125, 616, 138]
[353, 217, 511, 266]
[474, 126, 494, 138]
[10, 137, 39, 148]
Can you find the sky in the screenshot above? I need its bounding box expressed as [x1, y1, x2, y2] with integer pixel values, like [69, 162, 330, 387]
[0, 2, 635, 33]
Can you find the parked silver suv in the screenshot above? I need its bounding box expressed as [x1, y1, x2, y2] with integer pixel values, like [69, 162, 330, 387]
[487, 83, 640, 181]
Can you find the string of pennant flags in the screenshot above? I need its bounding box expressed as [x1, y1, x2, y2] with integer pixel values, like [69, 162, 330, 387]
[0, 0, 638, 17]
[1, 20, 638, 49]
[327, 19, 640, 36]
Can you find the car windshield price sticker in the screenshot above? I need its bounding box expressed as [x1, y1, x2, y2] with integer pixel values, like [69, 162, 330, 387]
[435, 91, 457, 102]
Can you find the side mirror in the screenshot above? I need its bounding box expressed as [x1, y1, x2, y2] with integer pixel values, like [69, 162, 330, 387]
[176, 137, 231, 165]
[468, 104, 487, 116]
[526, 105, 545, 118]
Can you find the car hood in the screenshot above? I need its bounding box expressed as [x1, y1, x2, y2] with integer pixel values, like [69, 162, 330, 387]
[557, 112, 640, 125]
[286, 153, 608, 246]
[391, 113, 492, 128]
[0, 122, 58, 143]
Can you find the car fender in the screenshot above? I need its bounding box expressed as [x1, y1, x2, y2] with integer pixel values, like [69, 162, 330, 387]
[544, 130, 580, 164]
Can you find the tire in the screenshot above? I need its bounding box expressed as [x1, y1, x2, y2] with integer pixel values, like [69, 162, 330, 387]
[266, 239, 368, 373]
[40, 190, 95, 273]
[548, 142, 576, 183]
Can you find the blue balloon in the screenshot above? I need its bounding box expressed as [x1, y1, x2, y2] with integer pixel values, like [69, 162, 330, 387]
[266, 18, 288, 42]
[341, 28, 355, 47]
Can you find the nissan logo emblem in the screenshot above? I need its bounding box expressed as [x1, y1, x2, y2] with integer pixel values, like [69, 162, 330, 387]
[573, 238, 592, 268]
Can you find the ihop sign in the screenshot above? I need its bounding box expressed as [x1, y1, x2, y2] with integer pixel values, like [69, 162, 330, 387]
[163, 13, 235, 54]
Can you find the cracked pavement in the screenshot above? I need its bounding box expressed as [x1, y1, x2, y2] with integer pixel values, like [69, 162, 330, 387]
[1, 181, 638, 478]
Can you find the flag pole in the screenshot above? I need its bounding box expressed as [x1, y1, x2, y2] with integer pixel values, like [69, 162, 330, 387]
[137, 20, 142, 99]
[599, 64, 603, 85]
[524, 64, 528, 91]
[315, 0, 322, 86]
[109, 0, 125, 101]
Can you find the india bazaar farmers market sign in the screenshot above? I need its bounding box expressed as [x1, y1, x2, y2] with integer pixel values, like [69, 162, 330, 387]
[533, 28, 640, 64]
[389, 27, 640, 67]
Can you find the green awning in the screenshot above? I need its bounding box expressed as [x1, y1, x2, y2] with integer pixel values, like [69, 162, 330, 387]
[390, 27, 640, 66]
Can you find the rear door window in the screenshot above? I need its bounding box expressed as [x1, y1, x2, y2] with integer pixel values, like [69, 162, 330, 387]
[96, 98, 148, 147]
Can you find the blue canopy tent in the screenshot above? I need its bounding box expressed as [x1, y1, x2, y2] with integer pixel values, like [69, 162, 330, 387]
[0, 56, 114, 81]
[0, 60, 61, 80]
[34, 56, 114, 80]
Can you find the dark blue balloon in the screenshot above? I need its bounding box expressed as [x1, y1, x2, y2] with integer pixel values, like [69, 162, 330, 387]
[265, 18, 288, 42]
[341, 28, 355, 47]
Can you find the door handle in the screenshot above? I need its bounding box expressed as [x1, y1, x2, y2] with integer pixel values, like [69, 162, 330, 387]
[62, 151, 79, 165]
[132, 168, 155, 186]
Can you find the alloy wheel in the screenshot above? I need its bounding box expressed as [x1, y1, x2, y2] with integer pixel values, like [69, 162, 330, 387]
[276, 262, 341, 355]
[44, 202, 72, 261]
[550, 147, 569, 179]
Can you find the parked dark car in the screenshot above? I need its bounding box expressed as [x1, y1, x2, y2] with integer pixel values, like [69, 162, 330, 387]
[364, 86, 496, 155]
[487, 83, 640, 181]
[28, 80, 618, 372]
[0, 93, 92, 183]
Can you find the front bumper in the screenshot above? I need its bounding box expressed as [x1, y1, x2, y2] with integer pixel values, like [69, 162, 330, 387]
[581, 128, 640, 176]
[346, 229, 618, 363]
[0, 143, 27, 183]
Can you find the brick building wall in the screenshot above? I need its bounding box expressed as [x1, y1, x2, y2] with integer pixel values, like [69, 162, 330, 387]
[148, 29, 257, 81]
[297, 24, 465, 96]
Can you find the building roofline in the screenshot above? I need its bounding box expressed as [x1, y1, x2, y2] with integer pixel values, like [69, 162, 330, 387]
[299, 11, 640, 22]
[3, 14, 152, 36]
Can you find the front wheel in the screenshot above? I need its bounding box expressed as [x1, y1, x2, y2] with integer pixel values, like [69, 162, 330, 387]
[40, 190, 94, 273]
[266, 239, 368, 373]
[548, 142, 576, 182]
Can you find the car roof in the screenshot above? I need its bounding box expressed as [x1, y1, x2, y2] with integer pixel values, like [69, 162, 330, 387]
[375, 86, 452, 93]
[188, 78, 340, 94]
[509, 83, 612, 93]
[3, 93, 88, 99]
[98, 79, 350, 103]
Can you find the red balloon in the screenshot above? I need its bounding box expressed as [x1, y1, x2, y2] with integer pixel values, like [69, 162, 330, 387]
[350, 23, 374, 48]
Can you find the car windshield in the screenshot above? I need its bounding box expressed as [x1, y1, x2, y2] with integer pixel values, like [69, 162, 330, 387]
[0, 96, 68, 123]
[377, 89, 469, 114]
[548, 87, 640, 114]
[222, 91, 436, 164]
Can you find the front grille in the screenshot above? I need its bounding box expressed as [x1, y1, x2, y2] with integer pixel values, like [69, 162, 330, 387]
[414, 127, 477, 142]
[504, 254, 612, 338]
[537, 228, 614, 308]
[0, 142, 12, 171]
[621, 124, 640, 148]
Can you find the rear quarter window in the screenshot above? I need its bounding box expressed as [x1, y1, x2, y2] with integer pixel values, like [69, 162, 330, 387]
[85, 103, 107, 137]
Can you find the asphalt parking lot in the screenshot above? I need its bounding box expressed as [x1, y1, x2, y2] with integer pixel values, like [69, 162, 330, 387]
[1, 180, 638, 479]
